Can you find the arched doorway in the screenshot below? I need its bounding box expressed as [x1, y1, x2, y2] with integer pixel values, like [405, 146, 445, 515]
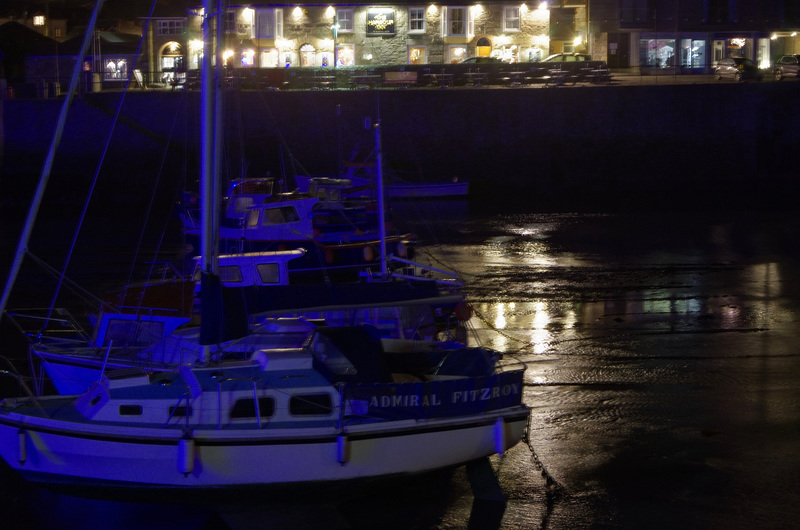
[299, 44, 316, 67]
[159, 41, 184, 86]
[476, 37, 492, 57]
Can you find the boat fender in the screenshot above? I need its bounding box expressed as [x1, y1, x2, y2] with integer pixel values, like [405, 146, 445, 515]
[337, 434, 349, 465]
[396, 242, 407, 258]
[363, 246, 376, 262]
[17, 429, 26, 465]
[455, 302, 473, 321]
[494, 417, 507, 457]
[325, 248, 336, 264]
[178, 436, 195, 476]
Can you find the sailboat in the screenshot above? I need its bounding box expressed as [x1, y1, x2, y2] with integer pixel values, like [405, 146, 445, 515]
[0, 1, 528, 492]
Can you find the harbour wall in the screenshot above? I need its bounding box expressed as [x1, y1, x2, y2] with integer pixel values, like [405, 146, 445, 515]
[2, 83, 799, 212]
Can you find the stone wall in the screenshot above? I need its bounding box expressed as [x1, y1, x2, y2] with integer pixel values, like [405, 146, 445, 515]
[3, 82, 799, 212]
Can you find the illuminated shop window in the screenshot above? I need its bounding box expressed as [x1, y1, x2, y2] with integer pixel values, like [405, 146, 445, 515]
[409, 7, 425, 33]
[104, 58, 128, 80]
[503, 7, 520, 32]
[300, 43, 316, 67]
[680, 39, 706, 68]
[337, 44, 355, 66]
[260, 48, 279, 67]
[639, 38, 675, 68]
[448, 45, 467, 63]
[241, 49, 255, 67]
[409, 46, 427, 64]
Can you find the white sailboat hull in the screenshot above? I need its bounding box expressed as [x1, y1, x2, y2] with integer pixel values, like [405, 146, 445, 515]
[0, 408, 528, 488]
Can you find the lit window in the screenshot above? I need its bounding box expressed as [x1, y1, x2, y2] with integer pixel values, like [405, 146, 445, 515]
[503, 7, 520, 32]
[409, 46, 427, 64]
[337, 43, 355, 66]
[409, 7, 426, 32]
[336, 9, 354, 32]
[33, 15, 45, 26]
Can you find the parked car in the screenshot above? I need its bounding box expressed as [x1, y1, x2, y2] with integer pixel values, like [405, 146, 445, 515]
[459, 56, 505, 64]
[714, 57, 763, 82]
[541, 53, 593, 62]
[773, 55, 800, 80]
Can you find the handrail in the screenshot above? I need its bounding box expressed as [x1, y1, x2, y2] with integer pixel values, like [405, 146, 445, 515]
[215, 376, 260, 430]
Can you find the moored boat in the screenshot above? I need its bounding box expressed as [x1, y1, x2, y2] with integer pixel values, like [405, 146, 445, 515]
[0, 326, 528, 490]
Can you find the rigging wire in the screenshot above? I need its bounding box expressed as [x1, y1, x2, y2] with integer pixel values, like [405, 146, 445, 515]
[121, 86, 191, 315]
[44, 0, 160, 331]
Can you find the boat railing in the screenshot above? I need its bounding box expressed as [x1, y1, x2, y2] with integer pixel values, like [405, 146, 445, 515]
[215, 377, 261, 429]
[165, 391, 193, 431]
[0, 357, 47, 415]
[4, 308, 92, 344]
[368, 255, 464, 292]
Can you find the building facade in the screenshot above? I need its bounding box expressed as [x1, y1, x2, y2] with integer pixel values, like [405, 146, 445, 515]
[143, 2, 561, 79]
[8, 1, 800, 92]
[589, 0, 800, 74]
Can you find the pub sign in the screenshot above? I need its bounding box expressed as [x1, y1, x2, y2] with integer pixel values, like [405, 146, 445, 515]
[367, 8, 395, 36]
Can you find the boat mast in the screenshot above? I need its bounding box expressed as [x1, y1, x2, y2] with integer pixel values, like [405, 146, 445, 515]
[373, 120, 388, 278]
[199, 0, 222, 363]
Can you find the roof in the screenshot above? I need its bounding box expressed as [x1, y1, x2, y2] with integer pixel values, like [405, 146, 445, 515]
[55, 27, 142, 55]
[0, 20, 57, 55]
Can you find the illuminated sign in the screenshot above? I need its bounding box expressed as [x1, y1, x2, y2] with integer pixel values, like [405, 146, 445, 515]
[367, 8, 395, 36]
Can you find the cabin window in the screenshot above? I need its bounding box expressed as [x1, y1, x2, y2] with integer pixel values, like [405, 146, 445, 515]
[169, 405, 193, 417]
[219, 265, 244, 284]
[119, 405, 143, 416]
[257, 263, 281, 284]
[232, 197, 254, 214]
[104, 320, 165, 348]
[260, 206, 300, 226]
[231, 397, 275, 418]
[290, 394, 333, 415]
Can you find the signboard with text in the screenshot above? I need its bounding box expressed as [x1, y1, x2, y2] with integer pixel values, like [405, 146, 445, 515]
[366, 8, 395, 36]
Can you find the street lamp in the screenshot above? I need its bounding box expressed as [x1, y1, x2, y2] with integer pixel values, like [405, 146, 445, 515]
[331, 19, 340, 67]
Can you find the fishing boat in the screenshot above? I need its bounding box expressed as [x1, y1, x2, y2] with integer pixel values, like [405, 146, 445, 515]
[0, 1, 528, 493]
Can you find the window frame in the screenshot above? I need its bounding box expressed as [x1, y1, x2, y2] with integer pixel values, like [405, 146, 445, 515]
[157, 19, 184, 36]
[336, 8, 355, 33]
[408, 7, 426, 33]
[443, 6, 468, 37]
[503, 6, 520, 32]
